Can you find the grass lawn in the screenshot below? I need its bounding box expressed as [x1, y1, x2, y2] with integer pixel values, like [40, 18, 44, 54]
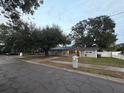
[55, 57, 124, 67]
[40, 61, 124, 79]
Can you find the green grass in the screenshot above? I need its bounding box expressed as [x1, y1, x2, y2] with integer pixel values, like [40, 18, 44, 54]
[55, 57, 124, 67]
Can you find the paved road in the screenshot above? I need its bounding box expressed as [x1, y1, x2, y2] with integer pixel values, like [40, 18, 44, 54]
[0, 56, 124, 93]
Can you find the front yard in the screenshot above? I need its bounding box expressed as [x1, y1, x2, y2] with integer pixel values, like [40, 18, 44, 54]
[55, 57, 124, 67]
[40, 61, 124, 79]
[19, 55, 124, 79]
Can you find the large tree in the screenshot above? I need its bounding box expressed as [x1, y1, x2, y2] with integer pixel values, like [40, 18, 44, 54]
[0, 22, 34, 53]
[0, 23, 70, 55]
[39, 25, 70, 56]
[0, 0, 43, 25]
[12, 23, 33, 53]
[71, 15, 117, 50]
[0, 23, 14, 53]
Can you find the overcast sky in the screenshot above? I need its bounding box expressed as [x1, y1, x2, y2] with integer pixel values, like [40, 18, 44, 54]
[0, 0, 124, 44]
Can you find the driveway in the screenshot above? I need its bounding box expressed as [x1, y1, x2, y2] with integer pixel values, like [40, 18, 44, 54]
[0, 56, 124, 93]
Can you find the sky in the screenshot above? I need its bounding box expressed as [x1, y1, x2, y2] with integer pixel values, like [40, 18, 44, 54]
[0, 0, 124, 44]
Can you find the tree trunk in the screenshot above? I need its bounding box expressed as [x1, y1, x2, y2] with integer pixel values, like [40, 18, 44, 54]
[44, 50, 49, 56]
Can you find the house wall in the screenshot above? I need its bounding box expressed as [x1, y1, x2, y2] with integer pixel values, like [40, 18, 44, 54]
[98, 51, 112, 57]
[81, 50, 97, 58]
[50, 48, 98, 58]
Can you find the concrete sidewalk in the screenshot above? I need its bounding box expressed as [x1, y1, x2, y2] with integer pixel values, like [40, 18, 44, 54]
[51, 60, 124, 73]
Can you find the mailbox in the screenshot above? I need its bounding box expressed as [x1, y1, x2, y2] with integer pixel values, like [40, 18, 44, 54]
[72, 55, 78, 69]
[19, 52, 23, 56]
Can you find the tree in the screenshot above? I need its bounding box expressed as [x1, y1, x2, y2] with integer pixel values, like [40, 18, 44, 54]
[0, 23, 14, 53]
[71, 15, 117, 50]
[12, 23, 32, 53]
[30, 28, 43, 54]
[0, 23, 70, 55]
[39, 25, 70, 56]
[30, 25, 70, 56]
[0, 22, 33, 53]
[113, 43, 124, 52]
[0, 0, 43, 25]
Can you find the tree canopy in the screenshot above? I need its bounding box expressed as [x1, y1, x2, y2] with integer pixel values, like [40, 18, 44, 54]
[0, 23, 70, 56]
[0, 0, 43, 25]
[71, 15, 117, 50]
[39, 26, 70, 56]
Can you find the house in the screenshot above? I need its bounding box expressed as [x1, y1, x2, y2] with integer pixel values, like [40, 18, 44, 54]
[49, 46, 98, 58]
[81, 47, 98, 58]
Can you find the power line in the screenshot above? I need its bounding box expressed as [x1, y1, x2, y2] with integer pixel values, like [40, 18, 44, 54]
[110, 11, 124, 17]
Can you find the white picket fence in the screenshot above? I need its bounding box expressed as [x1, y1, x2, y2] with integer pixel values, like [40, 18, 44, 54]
[112, 55, 124, 60]
[98, 51, 124, 60]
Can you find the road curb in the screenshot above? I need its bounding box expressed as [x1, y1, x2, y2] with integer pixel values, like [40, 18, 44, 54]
[22, 59, 124, 84]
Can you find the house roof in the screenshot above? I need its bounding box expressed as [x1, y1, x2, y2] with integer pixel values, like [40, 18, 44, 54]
[51, 46, 98, 51]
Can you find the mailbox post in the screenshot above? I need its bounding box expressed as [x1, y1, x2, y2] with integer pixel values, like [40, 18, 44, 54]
[72, 55, 79, 69]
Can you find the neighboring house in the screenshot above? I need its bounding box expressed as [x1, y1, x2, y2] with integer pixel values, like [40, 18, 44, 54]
[81, 47, 98, 58]
[117, 43, 124, 47]
[49, 47, 68, 56]
[49, 46, 98, 58]
[116, 43, 124, 54]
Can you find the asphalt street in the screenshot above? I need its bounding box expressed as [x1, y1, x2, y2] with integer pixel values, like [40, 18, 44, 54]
[0, 56, 124, 93]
